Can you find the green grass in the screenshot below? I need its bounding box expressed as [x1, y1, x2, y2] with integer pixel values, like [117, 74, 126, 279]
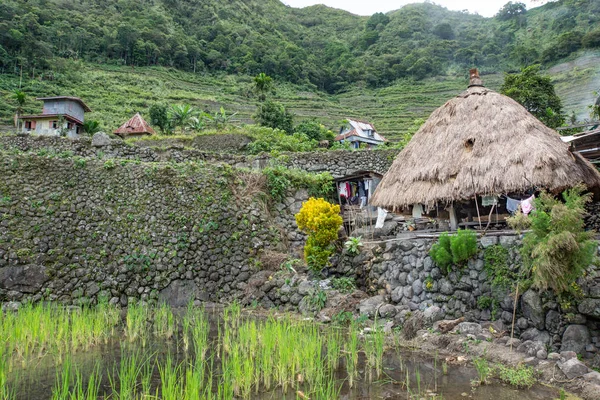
[2, 56, 598, 143]
[0, 62, 489, 142]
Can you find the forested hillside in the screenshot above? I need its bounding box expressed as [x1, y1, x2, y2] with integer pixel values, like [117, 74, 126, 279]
[1, 0, 599, 139]
[1, 0, 600, 91]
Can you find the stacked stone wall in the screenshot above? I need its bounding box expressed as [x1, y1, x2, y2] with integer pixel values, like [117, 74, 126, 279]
[0, 153, 304, 306]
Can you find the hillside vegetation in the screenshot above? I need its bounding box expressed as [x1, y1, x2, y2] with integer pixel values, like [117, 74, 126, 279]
[1, 0, 599, 139]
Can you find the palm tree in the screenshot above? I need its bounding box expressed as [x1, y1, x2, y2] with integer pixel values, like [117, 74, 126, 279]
[170, 104, 195, 133]
[13, 90, 26, 130]
[254, 73, 273, 102]
[82, 120, 101, 135]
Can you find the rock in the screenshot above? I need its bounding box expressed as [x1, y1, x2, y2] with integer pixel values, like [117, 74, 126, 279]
[412, 279, 423, 296]
[378, 304, 397, 318]
[91, 132, 112, 147]
[583, 371, 600, 385]
[383, 320, 395, 334]
[1, 301, 20, 312]
[454, 322, 482, 336]
[517, 317, 529, 330]
[439, 279, 453, 295]
[158, 280, 202, 307]
[517, 340, 545, 357]
[358, 295, 384, 318]
[536, 349, 548, 360]
[0, 265, 49, 294]
[521, 328, 551, 344]
[506, 338, 521, 348]
[521, 290, 544, 330]
[545, 310, 561, 333]
[578, 298, 600, 318]
[403, 310, 425, 340]
[561, 325, 591, 354]
[548, 352, 561, 360]
[423, 306, 444, 324]
[523, 357, 538, 366]
[435, 317, 465, 334]
[558, 358, 589, 379]
[560, 351, 578, 361]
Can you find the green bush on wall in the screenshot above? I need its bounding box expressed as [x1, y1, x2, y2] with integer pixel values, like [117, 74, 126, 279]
[430, 229, 479, 274]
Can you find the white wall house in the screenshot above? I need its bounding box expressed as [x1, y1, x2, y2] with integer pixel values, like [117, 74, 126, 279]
[334, 119, 386, 148]
[19, 96, 91, 138]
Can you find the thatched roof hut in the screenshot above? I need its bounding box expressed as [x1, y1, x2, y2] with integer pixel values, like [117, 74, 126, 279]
[114, 113, 155, 138]
[371, 69, 600, 211]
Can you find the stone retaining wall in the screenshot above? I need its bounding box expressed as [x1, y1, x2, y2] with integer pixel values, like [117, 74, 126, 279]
[0, 134, 398, 180]
[0, 153, 304, 306]
[347, 235, 600, 355]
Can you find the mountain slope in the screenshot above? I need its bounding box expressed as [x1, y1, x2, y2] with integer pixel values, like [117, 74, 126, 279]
[1, 0, 599, 92]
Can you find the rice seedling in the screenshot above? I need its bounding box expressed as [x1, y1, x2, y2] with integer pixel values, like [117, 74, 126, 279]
[158, 355, 184, 400]
[0, 346, 15, 400]
[153, 302, 176, 340]
[345, 322, 360, 388]
[51, 357, 73, 400]
[108, 350, 147, 400]
[472, 356, 491, 385]
[125, 302, 149, 347]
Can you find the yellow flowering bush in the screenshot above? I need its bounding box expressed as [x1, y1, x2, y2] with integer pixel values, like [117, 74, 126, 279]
[295, 198, 343, 273]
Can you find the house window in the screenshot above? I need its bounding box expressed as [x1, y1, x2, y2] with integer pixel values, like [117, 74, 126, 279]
[67, 122, 73, 129]
[24, 121, 32, 130]
[51, 121, 58, 129]
[367, 129, 374, 138]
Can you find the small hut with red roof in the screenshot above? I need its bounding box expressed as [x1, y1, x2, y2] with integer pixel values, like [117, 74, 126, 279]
[114, 113, 155, 138]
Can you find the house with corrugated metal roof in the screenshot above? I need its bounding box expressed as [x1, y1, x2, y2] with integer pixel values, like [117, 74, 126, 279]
[19, 96, 91, 138]
[114, 113, 155, 138]
[334, 119, 386, 148]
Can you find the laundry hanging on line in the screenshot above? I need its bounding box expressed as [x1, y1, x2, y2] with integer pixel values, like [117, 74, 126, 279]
[506, 195, 535, 216]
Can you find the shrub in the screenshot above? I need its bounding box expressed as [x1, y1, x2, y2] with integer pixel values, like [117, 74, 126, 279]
[296, 198, 343, 273]
[430, 233, 453, 271]
[430, 230, 479, 273]
[331, 277, 356, 293]
[263, 166, 333, 202]
[344, 236, 363, 256]
[497, 364, 536, 388]
[520, 185, 598, 295]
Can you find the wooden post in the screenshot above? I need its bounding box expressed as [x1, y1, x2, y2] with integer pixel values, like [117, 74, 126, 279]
[449, 203, 458, 231]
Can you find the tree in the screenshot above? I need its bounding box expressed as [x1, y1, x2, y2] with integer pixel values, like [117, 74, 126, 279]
[433, 23, 455, 40]
[496, 2, 526, 21]
[82, 120, 101, 135]
[253, 72, 273, 101]
[294, 119, 334, 142]
[253, 100, 294, 134]
[365, 12, 390, 31]
[149, 103, 172, 135]
[13, 90, 26, 129]
[500, 65, 565, 129]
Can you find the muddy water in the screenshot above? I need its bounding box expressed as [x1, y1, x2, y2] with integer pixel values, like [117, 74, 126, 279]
[7, 312, 559, 400]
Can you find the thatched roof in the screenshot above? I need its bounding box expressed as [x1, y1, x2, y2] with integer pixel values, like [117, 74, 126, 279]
[371, 69, 600, 210]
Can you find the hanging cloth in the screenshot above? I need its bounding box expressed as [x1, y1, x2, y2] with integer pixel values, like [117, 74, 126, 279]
[521, 195, 535, 216]
[375, 207, 388, 229]
[338, 182, 348, 198]
[506, 196, 520, 214]
[482, 195, 498, 207]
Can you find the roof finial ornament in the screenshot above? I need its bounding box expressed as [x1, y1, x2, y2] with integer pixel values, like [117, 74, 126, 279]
[469, 68, 484, 88]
